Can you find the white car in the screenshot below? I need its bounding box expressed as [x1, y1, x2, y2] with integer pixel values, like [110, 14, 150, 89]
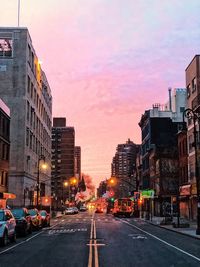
[65, 208, 75, 215]
[0, 209, 16, 246]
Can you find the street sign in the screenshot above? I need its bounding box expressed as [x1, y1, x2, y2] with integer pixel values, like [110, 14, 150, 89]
[141, 190, 154, 199]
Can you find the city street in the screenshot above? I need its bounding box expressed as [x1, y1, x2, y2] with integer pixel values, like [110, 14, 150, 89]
[0, 211, 199, 267]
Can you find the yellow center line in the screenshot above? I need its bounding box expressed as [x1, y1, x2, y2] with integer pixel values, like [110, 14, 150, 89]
[93, 220, 99, 267]
[88, 213, 94, 267]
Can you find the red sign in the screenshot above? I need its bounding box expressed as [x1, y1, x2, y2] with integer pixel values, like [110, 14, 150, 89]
[180, 185, 191, 196]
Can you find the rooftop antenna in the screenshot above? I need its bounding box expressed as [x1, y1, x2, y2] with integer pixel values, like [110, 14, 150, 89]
[18, 0, 20, 27]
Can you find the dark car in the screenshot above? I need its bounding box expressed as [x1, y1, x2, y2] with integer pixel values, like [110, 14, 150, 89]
[39, 210, 50, 227]
[12, 208, 32, 236]
[28, 209, 42, 230]
[79, 206, 87, 212]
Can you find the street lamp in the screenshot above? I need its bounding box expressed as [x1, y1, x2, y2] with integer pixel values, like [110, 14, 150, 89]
[36, 155, 47, 209]
[183, 108, 200, 235]
[62, 181, 69, 214]
[69, 177, 78, 202]
[108, 177, 117, 186]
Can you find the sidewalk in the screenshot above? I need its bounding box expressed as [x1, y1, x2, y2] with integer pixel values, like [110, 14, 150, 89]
[144, 216, 200, 240]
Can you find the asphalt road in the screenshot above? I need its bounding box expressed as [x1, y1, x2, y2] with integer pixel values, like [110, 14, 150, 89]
[0, 211, 200, 267]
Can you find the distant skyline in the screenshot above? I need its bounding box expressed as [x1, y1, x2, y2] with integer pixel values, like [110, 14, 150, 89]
[1, 0, 200, 187]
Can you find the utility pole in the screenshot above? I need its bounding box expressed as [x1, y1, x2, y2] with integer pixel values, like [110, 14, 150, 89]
[18, 0, 20, 27]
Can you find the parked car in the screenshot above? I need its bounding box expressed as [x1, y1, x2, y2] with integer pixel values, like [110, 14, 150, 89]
[72, 207, 79, 214]
[39, 210, 50, 227]
[12, 208, 32, 236]
[28, 209, 42, 230]
[65, 207, 75, 215]
[79, 206, 87, 212]
[0, 209, 16, 246]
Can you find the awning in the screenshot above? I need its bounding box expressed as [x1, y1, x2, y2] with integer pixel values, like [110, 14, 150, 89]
[0, 192, 16, 200]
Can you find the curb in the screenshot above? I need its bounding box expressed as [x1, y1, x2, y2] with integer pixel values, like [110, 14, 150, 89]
[144, 219, 200, 240]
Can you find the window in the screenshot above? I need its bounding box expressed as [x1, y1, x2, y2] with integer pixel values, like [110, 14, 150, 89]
[30, 132, 33, 149]
[31, 83, 34, 99]
[27, 101, 30, 122]
[188, 135, 194, 153]
[187, 84, 191, 98]
[0, 171, 3, 185]
[0, 38, 12, 57]
[27, 75, 30, 94]
[192, 77, 197, 93]
[4, 172, 8, 186]
[26, 128, 29, 146]
[180, 107, 185, 113]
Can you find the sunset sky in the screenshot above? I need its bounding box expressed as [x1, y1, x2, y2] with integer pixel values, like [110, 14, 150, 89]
[1, 0, 200, 187]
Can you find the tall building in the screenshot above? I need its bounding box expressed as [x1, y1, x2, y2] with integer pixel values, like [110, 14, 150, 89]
[74, 146, 81, 180]
[51, 118, 75, 208]
[111, 139, 139, 198]
[0, 27, 52, 207]
[0, 98, 10, 194]
[185, 55, 200, 220]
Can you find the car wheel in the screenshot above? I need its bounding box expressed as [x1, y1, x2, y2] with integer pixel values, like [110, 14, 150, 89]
[0, 231, 8, 246]
[28, 225, 32, 234]
[10, 231, 17, 243]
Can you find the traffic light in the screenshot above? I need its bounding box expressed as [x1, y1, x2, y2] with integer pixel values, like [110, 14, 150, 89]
[110, 197, 115, 202]
[109, 190, 114, 197]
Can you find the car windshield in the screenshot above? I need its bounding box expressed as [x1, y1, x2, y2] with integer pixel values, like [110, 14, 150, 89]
[0, 212, 4, 221]
[12, 209, 24, 218]
[29, 210, 37, 216]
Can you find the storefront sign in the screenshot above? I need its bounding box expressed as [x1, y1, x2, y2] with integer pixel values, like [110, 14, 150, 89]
[191, 183, 197, 195]
[141, 190, 154, 199]
[180, 185, 191, 196]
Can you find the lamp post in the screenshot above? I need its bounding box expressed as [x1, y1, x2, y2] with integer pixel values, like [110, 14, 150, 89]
[62, 181, 69, 214]
[36, 155, 46, 209]
[69, 177, 77, 202]
[183, 108, 200, 235]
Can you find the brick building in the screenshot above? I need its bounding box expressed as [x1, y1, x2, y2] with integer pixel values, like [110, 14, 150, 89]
[0, 98, 10, 194]
[51, 118, 75, 209]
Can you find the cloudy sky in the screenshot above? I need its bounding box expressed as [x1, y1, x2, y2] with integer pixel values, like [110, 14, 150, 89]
[1, 0, 200, 187]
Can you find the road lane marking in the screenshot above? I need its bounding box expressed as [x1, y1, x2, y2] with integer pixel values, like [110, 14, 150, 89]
[94, 220, 99, 267]
[88, 216, 94, 267]
[121, 220, 200, 263]
[0, 220, 64, 255]
[87, 244, 105, 246]
[25, 231, 43, 241]
[0, 231, 43, 255]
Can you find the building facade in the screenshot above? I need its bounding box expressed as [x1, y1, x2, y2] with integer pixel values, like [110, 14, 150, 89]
[51, 118, 75, 209]
[74, 146, 81, 180]
[111, 139, 139, 198]
[185, 55, 200, 220]
[177, 127, 190, 219]
[0, 98, 10, 194]
[139, 88, 187, 216]
[0, 28, 52, 207]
